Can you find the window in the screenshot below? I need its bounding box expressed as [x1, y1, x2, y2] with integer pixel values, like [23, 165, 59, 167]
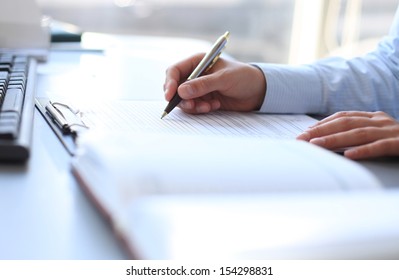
[37, 0, 397, 64]
[37, 0, 295, 63]
[290, 0, 397, 63]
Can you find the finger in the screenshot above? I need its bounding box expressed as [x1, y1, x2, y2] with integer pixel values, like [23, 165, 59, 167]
[344, 138, 399, 160]
[164, 80, 179, 101]
[179, 99, 211, 114]
[181, 98, 221, 114]
[164, 54, 206, 100]
[210, 99, 221, 111]
[164, 66, 181, 98]
[178, 99, 195, 113]
[309, 127, 388, 150]
[178, 71, 226, 100]
[179, 97, 221, 114]
[310, 111, 375, 128]
[298, 116, 377, 141]
[165, 53, 205, 82]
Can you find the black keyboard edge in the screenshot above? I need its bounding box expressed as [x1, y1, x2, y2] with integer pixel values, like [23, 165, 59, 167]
[0, 58, 36, 163]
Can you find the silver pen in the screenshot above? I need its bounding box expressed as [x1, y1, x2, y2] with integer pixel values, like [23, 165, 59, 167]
[161, 31, 230, 119]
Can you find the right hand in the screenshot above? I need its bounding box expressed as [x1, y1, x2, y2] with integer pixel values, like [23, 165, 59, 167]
[164, 53, 267, 114]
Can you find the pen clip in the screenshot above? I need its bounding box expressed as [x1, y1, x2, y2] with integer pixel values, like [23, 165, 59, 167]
[205, 52, 222, 73]
[207, 31, 229, 70]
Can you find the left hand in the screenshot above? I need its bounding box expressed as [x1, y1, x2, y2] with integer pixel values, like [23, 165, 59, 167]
[296, 111, 399, 160]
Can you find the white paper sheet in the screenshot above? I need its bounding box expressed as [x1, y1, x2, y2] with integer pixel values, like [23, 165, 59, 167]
[80, 100, 317, 139]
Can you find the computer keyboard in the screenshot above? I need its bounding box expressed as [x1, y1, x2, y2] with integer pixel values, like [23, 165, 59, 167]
[0, 52, 37, 162]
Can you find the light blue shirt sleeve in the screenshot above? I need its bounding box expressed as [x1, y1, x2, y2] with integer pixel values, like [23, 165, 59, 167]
[255, 6, 399, 119]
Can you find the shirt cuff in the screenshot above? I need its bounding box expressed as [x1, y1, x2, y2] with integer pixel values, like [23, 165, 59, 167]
[252, 63, 324, 114]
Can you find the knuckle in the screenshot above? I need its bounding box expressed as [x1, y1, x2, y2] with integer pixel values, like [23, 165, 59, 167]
[375, 114, 396, 126]
[337, 117, 354, 130]
[374, 111, 385, 116]
[392, 126, 399, 136]
[165, 65, 176, 77]
[193, 77, 209, 93]
[335, 111, 349, 117]
[369, 140, 391, 158]
[382, 138, 399, 155]
[379, 118, 395, 127]
[307, 126, 323, 138]
[323, 135, 338, 147]
[353, 127, 371, 139]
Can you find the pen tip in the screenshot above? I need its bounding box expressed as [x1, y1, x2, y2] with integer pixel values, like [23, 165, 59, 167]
[161, 111, 167, 119]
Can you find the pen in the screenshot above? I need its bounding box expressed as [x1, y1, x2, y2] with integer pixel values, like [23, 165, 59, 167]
[161, 31, 230, 119]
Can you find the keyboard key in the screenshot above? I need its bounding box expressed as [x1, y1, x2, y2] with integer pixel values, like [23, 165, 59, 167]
[0, 112, 20, 139]
[0, 55, 13, 64]
[0, 71, 9, 80]
[0, 124, 19, 139]
[0, 111, 19, 121]
[0, 52, 34, 160]
[7, 81, 25, 91]
[13, 56, 28, 64]
[0, 82, 6, 92]
[2, 88, 24, 114]
[0, 65, 11, 72]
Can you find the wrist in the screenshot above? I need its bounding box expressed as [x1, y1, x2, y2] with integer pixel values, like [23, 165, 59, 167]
[249, 64, 267, 110]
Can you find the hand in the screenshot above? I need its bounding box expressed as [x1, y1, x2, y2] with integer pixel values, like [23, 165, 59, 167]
[297, 111, 399, 160]
[164, 53, 266, 114]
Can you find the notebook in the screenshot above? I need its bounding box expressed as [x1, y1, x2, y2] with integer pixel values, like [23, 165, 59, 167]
[72, 130, 385, 259]
[128, 190, 399, 259]
[0, 0, 49, 162]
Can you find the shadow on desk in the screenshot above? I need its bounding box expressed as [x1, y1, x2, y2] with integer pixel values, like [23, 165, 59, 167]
[0, 163, 28, 172]
[361, 158, 399, 188]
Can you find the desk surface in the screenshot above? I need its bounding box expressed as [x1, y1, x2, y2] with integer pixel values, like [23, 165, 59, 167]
[0, 109, 126, 259]
[0, 33, 212, 259]
[1, 33, 399, 260]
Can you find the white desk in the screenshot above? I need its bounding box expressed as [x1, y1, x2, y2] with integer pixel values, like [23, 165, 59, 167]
[0, 34, 398, 259]
[0, 109, 126, 259]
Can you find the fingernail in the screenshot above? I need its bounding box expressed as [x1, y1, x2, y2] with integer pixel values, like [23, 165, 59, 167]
[297, 131, 310, 141]
[310, 137, 325, 146]
[179, 101, 188, 109]
[344, 148, 358, 158]
[180, 100, 193, 110]
[211, 100, 221, 111]
[196, 104, 209, 113]
[163, 81, 170, 96]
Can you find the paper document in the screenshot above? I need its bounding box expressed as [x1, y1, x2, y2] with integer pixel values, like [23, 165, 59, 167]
[72, 131, 384, 258]
[71, 100, 386, 260]
[80, 100, 317, 138]
[127, 191, 399, 259]
[75, 133, 382, 195]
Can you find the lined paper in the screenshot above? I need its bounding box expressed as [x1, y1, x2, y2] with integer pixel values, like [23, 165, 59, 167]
[80, 100, 317, 139]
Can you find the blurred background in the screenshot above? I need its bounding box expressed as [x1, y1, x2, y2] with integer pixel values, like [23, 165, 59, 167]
[36, 0, 397, 63]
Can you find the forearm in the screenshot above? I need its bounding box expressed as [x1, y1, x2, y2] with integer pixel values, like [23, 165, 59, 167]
[255, 44, 399, 119]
